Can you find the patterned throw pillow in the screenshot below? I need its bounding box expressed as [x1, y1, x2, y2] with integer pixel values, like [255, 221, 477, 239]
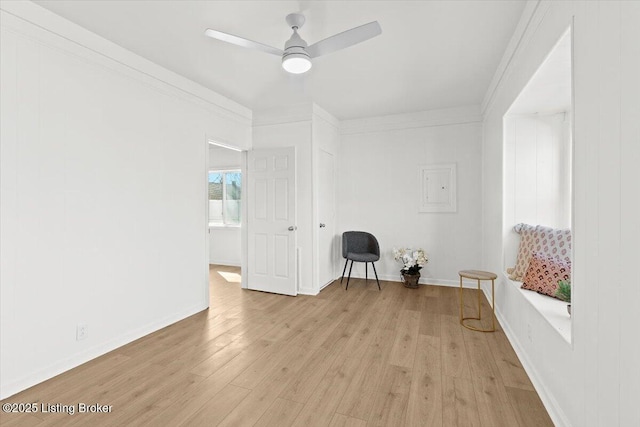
[509, 224, 572, 281]
[532, 225, 572, 265]
[521, 252, 571, 299]
[508, 224, 538, 280]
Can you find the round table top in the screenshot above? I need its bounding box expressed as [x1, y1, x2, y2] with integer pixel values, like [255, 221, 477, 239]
[458, 270, 498, 280]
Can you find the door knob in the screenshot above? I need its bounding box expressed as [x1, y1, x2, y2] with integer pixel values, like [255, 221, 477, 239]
[288, 226, 297, 231]
[319, 223, 326, 228]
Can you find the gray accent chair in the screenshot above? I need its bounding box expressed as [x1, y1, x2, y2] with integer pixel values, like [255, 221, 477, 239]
[341, 231, 381, 290]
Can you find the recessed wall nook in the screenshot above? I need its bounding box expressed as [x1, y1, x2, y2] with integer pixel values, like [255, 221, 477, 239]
[503, 29, 573, 342]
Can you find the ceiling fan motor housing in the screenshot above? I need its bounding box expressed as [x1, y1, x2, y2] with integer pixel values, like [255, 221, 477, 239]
[282, 29, 312, 73]
[283, 30, 309, 58]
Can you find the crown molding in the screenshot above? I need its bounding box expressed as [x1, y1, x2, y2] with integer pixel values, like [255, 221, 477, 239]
[252, 103, 314, 127]
[0, 1, 252, 125]
[481, 0, 553, 116]
[312, 103, 340, 129]
[339, 105, 482, 135]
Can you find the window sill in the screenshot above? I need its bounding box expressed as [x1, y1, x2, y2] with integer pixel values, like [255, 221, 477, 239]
[502, 272, 572, 344]
[208, 224, 241, 229]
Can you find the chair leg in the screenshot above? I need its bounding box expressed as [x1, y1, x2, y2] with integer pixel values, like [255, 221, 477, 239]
[346, 260, 354, 290]
[340, 259, 349, 284]
[365, 262, 368, 282]
[372, 262, 381, 291]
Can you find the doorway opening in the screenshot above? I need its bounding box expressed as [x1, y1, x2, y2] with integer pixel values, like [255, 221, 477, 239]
[207, 140, 247, 290]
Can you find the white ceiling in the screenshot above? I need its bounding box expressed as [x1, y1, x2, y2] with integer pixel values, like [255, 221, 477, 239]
[33, 0, 526, 120]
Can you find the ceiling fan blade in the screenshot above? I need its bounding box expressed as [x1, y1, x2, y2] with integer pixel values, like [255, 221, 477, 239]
[306, 21, 381, 58]
[205, 28, 283, 56]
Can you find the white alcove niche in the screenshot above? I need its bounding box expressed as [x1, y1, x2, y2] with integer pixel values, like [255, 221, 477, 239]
[502, 29, 573, 343]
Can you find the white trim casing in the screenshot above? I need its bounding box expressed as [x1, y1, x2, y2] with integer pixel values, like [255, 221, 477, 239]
[340, 105, 482, 135]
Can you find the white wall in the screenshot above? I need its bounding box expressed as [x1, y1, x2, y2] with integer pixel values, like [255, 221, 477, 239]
[338, 106, 483, 285]
[208, 146, 242, 266]
[504, 112, 571, 267]
[0, 3, 251, 399]
[481, 1, 640, 426]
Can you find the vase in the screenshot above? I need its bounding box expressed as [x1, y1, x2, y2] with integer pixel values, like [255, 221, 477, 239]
[402, 271, 420, 289]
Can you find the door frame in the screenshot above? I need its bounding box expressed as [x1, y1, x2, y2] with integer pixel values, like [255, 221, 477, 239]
[205, 137, 248, 302]
[314, 148, 337, 291]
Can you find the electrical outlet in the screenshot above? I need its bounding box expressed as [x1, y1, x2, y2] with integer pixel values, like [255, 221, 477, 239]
[76, 324, 88, 341]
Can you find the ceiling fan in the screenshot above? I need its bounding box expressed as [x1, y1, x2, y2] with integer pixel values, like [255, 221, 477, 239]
[205, 13, 382, 74]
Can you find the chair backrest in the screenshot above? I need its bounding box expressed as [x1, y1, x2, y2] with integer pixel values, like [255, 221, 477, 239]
[342, 231, 380, 258]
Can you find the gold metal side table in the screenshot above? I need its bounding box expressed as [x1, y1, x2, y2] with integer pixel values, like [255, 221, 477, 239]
[458, 270, 497, 332]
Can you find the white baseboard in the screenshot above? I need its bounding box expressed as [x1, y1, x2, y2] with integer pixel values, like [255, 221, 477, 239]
[494, 305, 571, 427]
[0, 302, 208, 400]
[298, 288, 319, 296]
[342, 272, 474, 288]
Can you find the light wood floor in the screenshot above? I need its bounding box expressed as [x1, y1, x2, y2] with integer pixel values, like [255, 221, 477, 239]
[0, 265, 553, 427]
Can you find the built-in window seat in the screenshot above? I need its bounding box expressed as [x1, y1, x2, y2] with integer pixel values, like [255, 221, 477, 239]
[503, 272, 571, 343]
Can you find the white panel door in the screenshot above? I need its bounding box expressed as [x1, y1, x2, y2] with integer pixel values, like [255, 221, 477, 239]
[248, 147, 297, 296]
[318, 150, 335, 288]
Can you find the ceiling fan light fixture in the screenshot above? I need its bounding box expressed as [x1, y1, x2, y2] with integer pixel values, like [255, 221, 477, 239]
[205, 13, 381, 75]
[282, 53, 312, 74]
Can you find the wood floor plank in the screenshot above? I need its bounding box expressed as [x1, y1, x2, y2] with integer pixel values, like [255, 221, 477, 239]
[181, 383, 250, 426]
[189, 337, 273, 378]
[421, 284, 441, 298]
[505, 386, 554, 427]
[442, 375, 481, 427]
[489, 331, 536, 391]
[472, 376, 520, 427]
[441, 315, 472, 379]
[439, 287, 460, 316]
[388, 309, 421, 368]
[405, 334, 443, 427]
[318, 290, 375, 354]
[0, 267, 553, 427]
[402, 289, 422, 311]
[461, 325, 501, 380]
[254, 397, 304, 427]
[278, 346, 338, 403]
[294, 291, 381, 426]
[0, 413, 43, 427]
[377, 286, 407, 331]
[291, 307, 381, 427]
[230, 337, 296, 389]
[335, 328, 395, 420]
[419, 296, 441, 337]
[329, 413, 368, 427]
[367, 364, 412, 426]
[143, 347, 268, 426]
[217, 344, 310, 427]
[163, 332, 238, 370]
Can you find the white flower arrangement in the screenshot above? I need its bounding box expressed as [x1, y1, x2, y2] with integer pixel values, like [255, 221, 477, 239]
[393, 247, 428, 275]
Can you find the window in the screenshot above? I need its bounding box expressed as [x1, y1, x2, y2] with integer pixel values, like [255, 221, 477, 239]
[209, 170, 241, 226]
